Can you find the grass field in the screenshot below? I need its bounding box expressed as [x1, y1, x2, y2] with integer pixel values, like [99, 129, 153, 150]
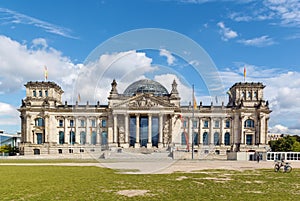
[0, 165, 299, 201]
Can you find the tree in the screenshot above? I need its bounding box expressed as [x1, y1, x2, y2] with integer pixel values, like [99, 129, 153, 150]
[269, 136, 300, 152]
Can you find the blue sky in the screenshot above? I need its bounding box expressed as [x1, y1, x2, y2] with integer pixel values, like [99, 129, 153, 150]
[1, 0, 300, 135]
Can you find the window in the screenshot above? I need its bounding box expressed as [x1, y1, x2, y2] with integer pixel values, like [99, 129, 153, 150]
[91, 119, 96, 127]
[91, 131, 97, 145]
[80, 131, 86, 145]
[192, 120, 197, 129]
[102, 119, 106, 127]
[214, 120, 220, 128]
[70, 119, 74, 127]
[247, 91, 251, 98]
[181, 132, 187, 145]
[203, 120, 209, 128]
[80, 120, 85, 127]
[193, 132, 199, 145]
[254, 91, 257, 99]
[224, 132, 230, 145]
[203, 132, 209, 145]
[33, 90, 36, 97]
[244, 119, 255, 128]
[39, 90, 42, 97]
[36, 133, 43, 144]
[45, 90, 48, 97]
[59, 131, 64, 144]
[35, 118, 45, 127]
[214, 132, 220, 145]
[59, 120, 63, 127]
[101, 132, 108, 145]
[69, 131, 75, 145]
[241, 91, 245, 99]
[246, 135, 253, 145]
[225, 120, 230, 128]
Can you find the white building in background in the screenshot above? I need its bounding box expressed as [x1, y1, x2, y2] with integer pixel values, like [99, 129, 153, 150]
[18, 79, 271, 158]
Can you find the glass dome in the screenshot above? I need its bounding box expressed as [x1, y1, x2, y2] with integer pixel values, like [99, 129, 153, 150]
[123, 79, 169, 96]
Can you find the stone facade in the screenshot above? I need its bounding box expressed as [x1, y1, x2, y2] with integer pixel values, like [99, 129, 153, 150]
[18, 79, 271, 157]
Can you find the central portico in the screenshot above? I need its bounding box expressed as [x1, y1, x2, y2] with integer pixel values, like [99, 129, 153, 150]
[108, 79, 180, 148]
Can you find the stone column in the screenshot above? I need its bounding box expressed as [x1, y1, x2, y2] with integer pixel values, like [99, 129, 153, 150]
[124, 114, 129, 144]
[241, 116, 245, 144]
[147, 114, 152, 148]
[26, 114, 32, 143]
[135, 114, 140, 148]
[113, 114, 118, 144]
[75, 117, 79, 144]
[97, 118, 101, 144]
[158, 114, 163, 148]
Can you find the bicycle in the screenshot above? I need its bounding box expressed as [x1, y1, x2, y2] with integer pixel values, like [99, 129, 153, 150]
[274, 160, 292, 173]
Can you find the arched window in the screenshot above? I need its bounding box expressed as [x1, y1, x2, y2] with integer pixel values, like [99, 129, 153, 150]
[247, 91, 251, 99]
[33, 90, 36, 97]
[181, 132, 187, 145]
[254, 91, 257, 99]
[35, 118, 44, 127]
[193, 132, 199, 145]
[91, 131, 97, 145]
[214, 132, 220, 145]
[59, 131, 64, 144]
[80, 131, 86, 145]
[203, 132, 208, 145]
[224, 132, 230, 145]
[244, 119, 255, 128]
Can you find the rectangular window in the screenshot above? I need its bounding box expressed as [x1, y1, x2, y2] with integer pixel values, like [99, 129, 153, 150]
[203, 120, 209, 128]
[225, 120, 230, 128]
[80, 120, 85, 127]
[192, 120, 197, 129]
[59, 120, 63, 127]
[102, 119, 106, 127]
[45, 90, 48, 97]
[39, 90, 42, 97]
[33, 90, 36, 97]
[214, 120, 220, 128]
[70, 119, 74, 127]
[246, 135, 253, 145]
[91, 119, 96, 127]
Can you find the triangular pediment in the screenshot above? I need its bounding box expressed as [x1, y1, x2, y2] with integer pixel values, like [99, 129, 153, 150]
[112, 94, 177, 109]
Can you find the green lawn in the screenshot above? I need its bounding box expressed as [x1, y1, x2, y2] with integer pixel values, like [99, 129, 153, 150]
[0, 165, 299, 201]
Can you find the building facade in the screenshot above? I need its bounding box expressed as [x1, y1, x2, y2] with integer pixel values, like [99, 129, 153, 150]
[19, 79, 271, 157]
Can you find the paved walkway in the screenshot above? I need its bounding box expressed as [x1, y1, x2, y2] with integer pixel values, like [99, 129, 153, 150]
[1, 160, 299, 174]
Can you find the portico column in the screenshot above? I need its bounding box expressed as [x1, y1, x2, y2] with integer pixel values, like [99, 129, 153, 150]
[124, 114, 129, 143]
[158, 114, 163, 148]
[135, 114, 140, 148]
[188, 117, 192, 145]
[85, 117, 90, 144]
[113, 114, 118, 144]
[26, 114, 32, 143]
[147, 114, 152, 148]
[44, 115, 49, 143]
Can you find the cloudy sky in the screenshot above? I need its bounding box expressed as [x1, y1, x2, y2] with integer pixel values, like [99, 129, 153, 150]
[1, 0, 300, 135]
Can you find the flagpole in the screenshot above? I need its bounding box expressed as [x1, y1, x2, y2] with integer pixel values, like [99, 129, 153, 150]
[192, 84, 194, 160]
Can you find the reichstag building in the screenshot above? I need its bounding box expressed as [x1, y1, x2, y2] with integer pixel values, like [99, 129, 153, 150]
[19, 79, 271, 158]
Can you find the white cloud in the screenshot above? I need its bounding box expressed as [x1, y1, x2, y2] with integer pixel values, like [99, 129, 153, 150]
[217, 22, 238, 41]
[269, 124, 300, 135]
[229, 0, 300, 28]
[0, 8, 76, 38]
[0, 35, 80, 96]
[159, 49, 176, 65]
[0, 102, 19, 126]
[238, 35, 275, 47]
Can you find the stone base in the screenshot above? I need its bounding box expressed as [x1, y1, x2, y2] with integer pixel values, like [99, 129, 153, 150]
[134, 143, 140, 148]
[120, 143, 129, 148]
[147, 143, 152, 148]
[158, 143, 163, 148]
